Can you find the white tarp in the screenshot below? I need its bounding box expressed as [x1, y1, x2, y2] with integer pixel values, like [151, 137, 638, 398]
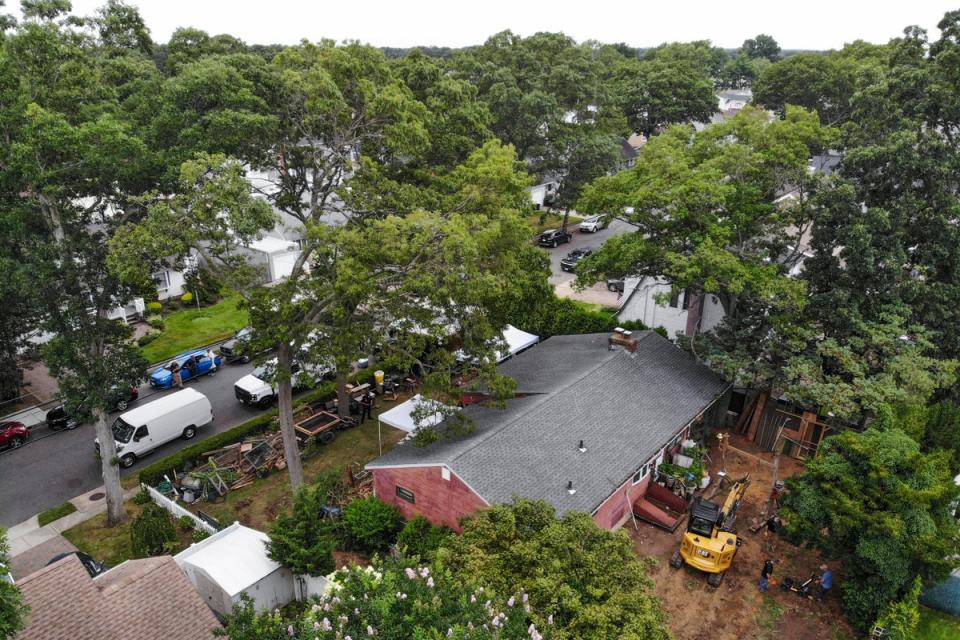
[378, 394, 452, 433]
[499, 325, 539, 362]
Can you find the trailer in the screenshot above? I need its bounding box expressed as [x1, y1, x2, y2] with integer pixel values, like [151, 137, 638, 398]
[293, 405, 358, 444]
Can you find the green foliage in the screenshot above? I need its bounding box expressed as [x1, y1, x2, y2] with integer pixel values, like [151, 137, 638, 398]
[225, 558, 555, 640]
[180, 291, 193, 304]
[177, 515, 195, 531]
[780, 428, 960, 631]
[132, 488, 151, 505]
[0, 528, 28, 639]
[184, 267, 223, 305]
[191, 528, 211, 543]
[395, 515, 453, 560]
[37, 501, 77, 527]
[146, 301, 163, 313]
[342, 496, 403, 554]
[266, 472, 341, 576]
[511, 294, 643, 338]
[145, 314, 164, 329]
[874, 577, 922, 640]
[437, 498, 671, 640]
[130, 504, 177, 558]
[137, 330, 159, 347]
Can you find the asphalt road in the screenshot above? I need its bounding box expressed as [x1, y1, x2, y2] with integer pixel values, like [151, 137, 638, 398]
[544, 218, 633, 285]
[0, 360, 269, 526]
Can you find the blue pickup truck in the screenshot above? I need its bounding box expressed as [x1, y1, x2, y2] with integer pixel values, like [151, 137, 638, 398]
[149, 349, 222, 389]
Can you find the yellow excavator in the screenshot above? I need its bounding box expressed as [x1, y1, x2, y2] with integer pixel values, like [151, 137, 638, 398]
[670, 475, 751, 587]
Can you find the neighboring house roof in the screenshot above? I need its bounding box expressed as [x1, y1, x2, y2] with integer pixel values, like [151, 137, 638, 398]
[246, 236, 300, 255]
[175, 522, 280, 597]
[619, 138, 639, 163]
[627, 133, 647, 149]
[369, 332, 726, 515]
[17, 554, 218, 640]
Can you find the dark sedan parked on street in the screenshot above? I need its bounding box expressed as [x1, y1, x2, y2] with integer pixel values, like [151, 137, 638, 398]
[218, 327, 265, 364]
[560, 248, 593, 272]
[537, 228, 572, 248]
[45, 385, 140, 431]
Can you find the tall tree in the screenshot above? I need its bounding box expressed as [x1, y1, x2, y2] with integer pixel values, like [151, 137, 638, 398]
[1, 3, 153, 525]
[740, 34, 781, 62]
[780, 426, 960, 631]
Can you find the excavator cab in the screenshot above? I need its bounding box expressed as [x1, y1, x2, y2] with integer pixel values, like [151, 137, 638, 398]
[670, 476, 750, 587]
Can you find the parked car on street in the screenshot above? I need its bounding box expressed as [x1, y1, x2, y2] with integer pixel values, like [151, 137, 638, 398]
[218, 327, 270, 364]
[578, 215, 608, 233]
[149, 349, 222, 389]
[234, 358, 334, 408]
[607, 279, 625, 293]
[46, 551, 106, 577]
[560, 248, 593, 273]
[95, 388, 214, 468]
[537, 228, 572, 248]
[45, 386, 140, 431]
[0, 421, 28, 450]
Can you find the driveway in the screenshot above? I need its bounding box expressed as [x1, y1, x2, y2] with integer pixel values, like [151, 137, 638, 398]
[0, 361, 270, 526]
[544, 218, 633, 286]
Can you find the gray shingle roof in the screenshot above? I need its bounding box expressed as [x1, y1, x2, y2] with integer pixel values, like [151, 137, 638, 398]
[369, 332, 727, 515]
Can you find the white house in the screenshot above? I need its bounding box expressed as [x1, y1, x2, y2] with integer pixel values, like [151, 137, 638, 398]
[529, 179, 559, 210]
[617, 277, 726, 339]
[235, 236, 303, 284]
[175, 522, 297, 617]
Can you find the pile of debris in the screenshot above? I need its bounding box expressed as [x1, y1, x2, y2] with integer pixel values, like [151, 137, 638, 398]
[178, 432, 286, 502]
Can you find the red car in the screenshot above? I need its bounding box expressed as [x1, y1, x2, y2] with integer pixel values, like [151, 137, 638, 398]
[0, 421, 29, 450]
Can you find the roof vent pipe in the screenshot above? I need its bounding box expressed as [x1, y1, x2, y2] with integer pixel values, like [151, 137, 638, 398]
[567, 481, 576, 495]
[578, 440, 586, 453]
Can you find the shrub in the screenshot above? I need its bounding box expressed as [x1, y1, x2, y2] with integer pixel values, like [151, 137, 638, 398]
[396, 515, 452, 560]
[184, 268, 223, 304]
[132, 488, 151, 505]
[130, 504, 177, 558]
[192, 528, 211, 543]
[266, 471, 341, 576]
[343, 496, 402, 554]
[137, 330, 160, 347]
[146, 301, 163, 313]
[511, 295, 646, 338]
[177, 515, 195, 531]
[180, 292, 194, 304]
[145, 315, 164, 330]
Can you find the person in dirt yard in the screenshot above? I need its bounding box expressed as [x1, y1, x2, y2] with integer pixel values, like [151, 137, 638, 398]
[759, 559, 774, 592]
[816, 564, 833, 601]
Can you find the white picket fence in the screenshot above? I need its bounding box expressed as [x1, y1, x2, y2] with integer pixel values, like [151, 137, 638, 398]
[143, 484, 217, 534]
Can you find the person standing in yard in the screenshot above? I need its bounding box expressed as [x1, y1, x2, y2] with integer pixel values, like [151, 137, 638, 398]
[360, 391, 374, 421]
[817, 564, 833, 601]
[759, 559, 774, 592]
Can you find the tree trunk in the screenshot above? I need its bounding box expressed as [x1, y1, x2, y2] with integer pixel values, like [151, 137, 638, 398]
[336, 370, 351, 420]
[94, 408, 127, 527]
[276, 343, 304, 488]
[562, 207, 571, 230]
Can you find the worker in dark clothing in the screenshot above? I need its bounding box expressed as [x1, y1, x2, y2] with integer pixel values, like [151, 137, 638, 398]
[817, 564, 833, 601]
[759, 559, 774, 592]
[360, 392, 373, 421]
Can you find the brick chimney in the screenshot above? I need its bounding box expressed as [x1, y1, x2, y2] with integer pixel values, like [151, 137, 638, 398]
[608, 328, 637, 353]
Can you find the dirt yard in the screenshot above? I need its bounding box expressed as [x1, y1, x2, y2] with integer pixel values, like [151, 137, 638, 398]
[629, 433, 855, 640]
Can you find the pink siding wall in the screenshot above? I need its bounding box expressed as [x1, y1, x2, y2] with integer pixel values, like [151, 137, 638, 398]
[372, 466, 488, 532]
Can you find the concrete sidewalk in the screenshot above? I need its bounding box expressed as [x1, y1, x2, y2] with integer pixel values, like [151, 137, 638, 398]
[7, 484, 141, 560]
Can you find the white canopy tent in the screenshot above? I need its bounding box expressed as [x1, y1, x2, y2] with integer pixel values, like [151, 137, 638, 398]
[498, 325, 539, 362]
[378, 394, 451, 434]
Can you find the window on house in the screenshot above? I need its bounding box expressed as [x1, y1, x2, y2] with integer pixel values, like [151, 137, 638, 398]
[396, 486, 415, 504]
[668, 291, 680, 308]
[681, 289, 691, 310]
[632, 463, 650, 484]
[152, 271, 170, 290]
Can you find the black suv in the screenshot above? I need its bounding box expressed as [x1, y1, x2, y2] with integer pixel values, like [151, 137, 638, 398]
[537, 228, 572, 248]
[560, 248, 593, 272]
[219, 327, 266, 364]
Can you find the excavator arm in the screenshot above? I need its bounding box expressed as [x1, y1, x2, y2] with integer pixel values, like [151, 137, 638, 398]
[719, 475, 750, 531]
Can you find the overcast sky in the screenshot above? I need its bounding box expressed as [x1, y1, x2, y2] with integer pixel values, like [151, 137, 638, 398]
[20, 1, 960, 51]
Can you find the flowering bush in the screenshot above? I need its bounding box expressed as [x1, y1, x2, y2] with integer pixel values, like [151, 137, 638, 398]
[293, 560, 552, 640]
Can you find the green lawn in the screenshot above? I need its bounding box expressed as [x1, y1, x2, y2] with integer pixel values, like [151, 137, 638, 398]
[525, 211, 583, 235]
[917, 607, 960, 639]
[142, 294, 249, 363]
[37, 501, 77, 527]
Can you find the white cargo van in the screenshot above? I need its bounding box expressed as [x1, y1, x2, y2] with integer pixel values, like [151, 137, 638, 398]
[95, 388, 213, 468]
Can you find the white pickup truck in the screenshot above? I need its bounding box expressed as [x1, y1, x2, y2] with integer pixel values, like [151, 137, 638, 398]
[234, 358, 333, 408]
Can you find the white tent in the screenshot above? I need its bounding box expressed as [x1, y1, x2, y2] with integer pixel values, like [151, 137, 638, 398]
[378, 394, 452, 434]
[499, 325, 539, 362]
